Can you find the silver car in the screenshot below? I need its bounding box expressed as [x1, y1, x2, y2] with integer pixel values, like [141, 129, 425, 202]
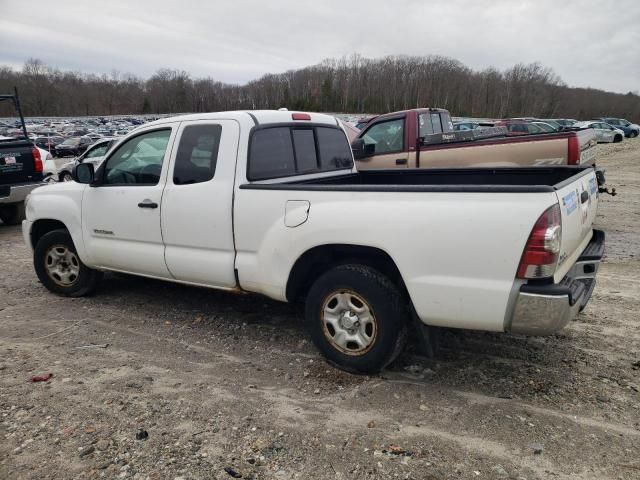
[57, 137, 117, 181]
[574, 121, 624, 144]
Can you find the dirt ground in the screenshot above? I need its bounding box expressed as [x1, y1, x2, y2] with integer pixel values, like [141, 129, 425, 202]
[1, 139, 639, 480]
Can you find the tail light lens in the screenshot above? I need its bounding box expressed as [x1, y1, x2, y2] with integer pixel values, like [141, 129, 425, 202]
[567, 135, 579, 165]
[292, 113, 311, 121]
[517, 204, 562, 279]
[31, 147, 43, 173]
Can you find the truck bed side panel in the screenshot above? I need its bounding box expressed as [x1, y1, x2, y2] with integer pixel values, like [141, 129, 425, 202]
[416, 137, 568, 168]
[234, 189, 556, 332]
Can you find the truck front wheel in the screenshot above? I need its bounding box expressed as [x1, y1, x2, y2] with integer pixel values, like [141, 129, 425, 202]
[34, 229, 102, 296]
[304, 264, 408, 374]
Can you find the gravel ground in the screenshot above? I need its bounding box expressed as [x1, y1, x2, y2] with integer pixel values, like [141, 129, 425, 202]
[1, 139, 639, 480]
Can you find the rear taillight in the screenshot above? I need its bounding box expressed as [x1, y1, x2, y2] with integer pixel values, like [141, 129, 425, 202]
[292, 113, 311, 121]
[517, 204, 562, 279]
[31, 147, 43, 173]
[567, 135, 579, 165]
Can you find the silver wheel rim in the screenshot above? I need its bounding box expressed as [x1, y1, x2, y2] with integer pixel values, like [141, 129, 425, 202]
[62, 173, 73, 182]
[321, 290, 377, 356]
[45, 245, 80, 286]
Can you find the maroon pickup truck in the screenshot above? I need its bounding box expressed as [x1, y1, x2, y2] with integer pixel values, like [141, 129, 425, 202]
[351, 108, 598, 170]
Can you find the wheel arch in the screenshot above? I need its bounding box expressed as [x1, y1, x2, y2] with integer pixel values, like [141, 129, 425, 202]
[286, 244, 407, 302]
[30, 219, 69, 249]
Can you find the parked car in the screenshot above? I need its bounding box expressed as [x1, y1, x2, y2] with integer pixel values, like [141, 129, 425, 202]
[453, 121, 481, 131]
[23, 110, 604, 373]
[0, 90, 44, 225]
[494, 119, 548, 135]
[593, 118, 639, 138]
[39, 148, 59, 180]
[551, 119, 578, 127]
[351, 109, 598, 170]
[531, 121, 558, 133]
[56, 137, 117, 182]
[34, 135, 65, 154]
[575, 121, 624, 143]
[354, 117, 374, 130]
[54, 136, 93, 157]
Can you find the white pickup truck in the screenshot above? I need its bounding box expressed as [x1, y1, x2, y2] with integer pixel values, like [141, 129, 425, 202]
[22, 110, 605, 373]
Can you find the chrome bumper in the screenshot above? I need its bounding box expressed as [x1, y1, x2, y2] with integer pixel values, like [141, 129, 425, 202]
[509, 230, 605, 335]
[0, 182, 43, 204]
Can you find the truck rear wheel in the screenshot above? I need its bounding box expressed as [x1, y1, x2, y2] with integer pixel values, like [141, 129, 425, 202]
[34, 229, 102, 296]
[304, 264, 408, 374]
[0, 202, 25, 225]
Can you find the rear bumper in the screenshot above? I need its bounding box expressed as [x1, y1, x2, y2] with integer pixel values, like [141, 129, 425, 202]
[0, 182, 43, 205]
[509, 229, 605, 335]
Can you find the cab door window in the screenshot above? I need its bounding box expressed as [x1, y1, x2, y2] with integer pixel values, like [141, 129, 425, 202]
[103, 129, 171, 185]
[362, 118, 404, 154]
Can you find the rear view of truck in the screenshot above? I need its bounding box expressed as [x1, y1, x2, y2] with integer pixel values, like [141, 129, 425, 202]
[0, 89, 44, 225]
[509, 168, 604, 335]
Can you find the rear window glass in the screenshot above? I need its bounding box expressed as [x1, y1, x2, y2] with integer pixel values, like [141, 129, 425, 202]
[248, 126, 352, 180]
[292, 129, 318, 173]
[316, 128, 353, 169]
[249, 127, 296, 180]
[431, 113, 443, 134]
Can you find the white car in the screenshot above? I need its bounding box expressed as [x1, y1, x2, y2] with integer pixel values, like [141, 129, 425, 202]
[575, 121, 624, 143]
[22, 110, 604, 373]
[56, 138, 117, 182]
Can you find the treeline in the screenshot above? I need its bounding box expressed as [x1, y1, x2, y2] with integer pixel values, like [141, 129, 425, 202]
[1, 56, 638, 121]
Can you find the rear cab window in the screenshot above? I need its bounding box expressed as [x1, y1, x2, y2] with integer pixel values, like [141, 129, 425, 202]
[248, 125, 352, 181]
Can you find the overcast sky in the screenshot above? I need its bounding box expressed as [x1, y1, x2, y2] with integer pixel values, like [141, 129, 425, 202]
[1, 0, 638, 94]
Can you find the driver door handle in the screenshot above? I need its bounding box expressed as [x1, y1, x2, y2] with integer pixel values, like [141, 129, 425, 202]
[138, 200, 158, 209]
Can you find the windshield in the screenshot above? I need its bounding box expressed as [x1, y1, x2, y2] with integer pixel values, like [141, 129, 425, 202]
[61, 138, 79, 145]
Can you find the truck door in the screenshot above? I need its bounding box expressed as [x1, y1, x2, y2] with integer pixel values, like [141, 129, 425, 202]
[356, 116, 409, 169]
[160, 120, 239, 287]
[81, 126, 176, 278]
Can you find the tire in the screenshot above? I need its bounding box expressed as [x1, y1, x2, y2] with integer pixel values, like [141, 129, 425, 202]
[34, 229, 102, 296]
[59, 171, 73, 182]
[304, 264, 409, 374]
[0, 202, 25, 225]
[614, 135, 623, 143]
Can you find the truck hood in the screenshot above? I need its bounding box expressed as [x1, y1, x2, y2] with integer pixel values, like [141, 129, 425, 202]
[29, 180, 84, 198]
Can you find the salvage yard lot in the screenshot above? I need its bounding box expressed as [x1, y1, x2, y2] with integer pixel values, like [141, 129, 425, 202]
[1, 141, 639, 480]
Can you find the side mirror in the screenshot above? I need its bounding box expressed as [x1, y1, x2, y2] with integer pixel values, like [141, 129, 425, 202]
[351, 138, 375, 160]
[73, 162, 95, 184]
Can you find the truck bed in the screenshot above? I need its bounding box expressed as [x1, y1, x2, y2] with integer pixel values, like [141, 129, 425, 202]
[241, 166, 593, 193]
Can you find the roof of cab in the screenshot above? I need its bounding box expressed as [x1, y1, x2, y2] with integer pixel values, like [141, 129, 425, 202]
[142, 110, 340, 128]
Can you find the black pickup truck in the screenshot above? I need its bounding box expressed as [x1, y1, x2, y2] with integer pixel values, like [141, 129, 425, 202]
[0, 89, 43, 225]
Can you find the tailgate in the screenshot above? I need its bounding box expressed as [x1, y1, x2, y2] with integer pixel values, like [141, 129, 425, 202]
[554, 168, 599, 282]
[576, 130, 597, 166]
[0, 142, 36, 185]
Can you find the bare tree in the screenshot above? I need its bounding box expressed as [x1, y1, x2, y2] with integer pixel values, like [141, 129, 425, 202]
[0, 56, 638, 122]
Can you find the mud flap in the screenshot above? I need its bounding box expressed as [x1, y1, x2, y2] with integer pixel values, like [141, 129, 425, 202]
[410, 310, 439, 358]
